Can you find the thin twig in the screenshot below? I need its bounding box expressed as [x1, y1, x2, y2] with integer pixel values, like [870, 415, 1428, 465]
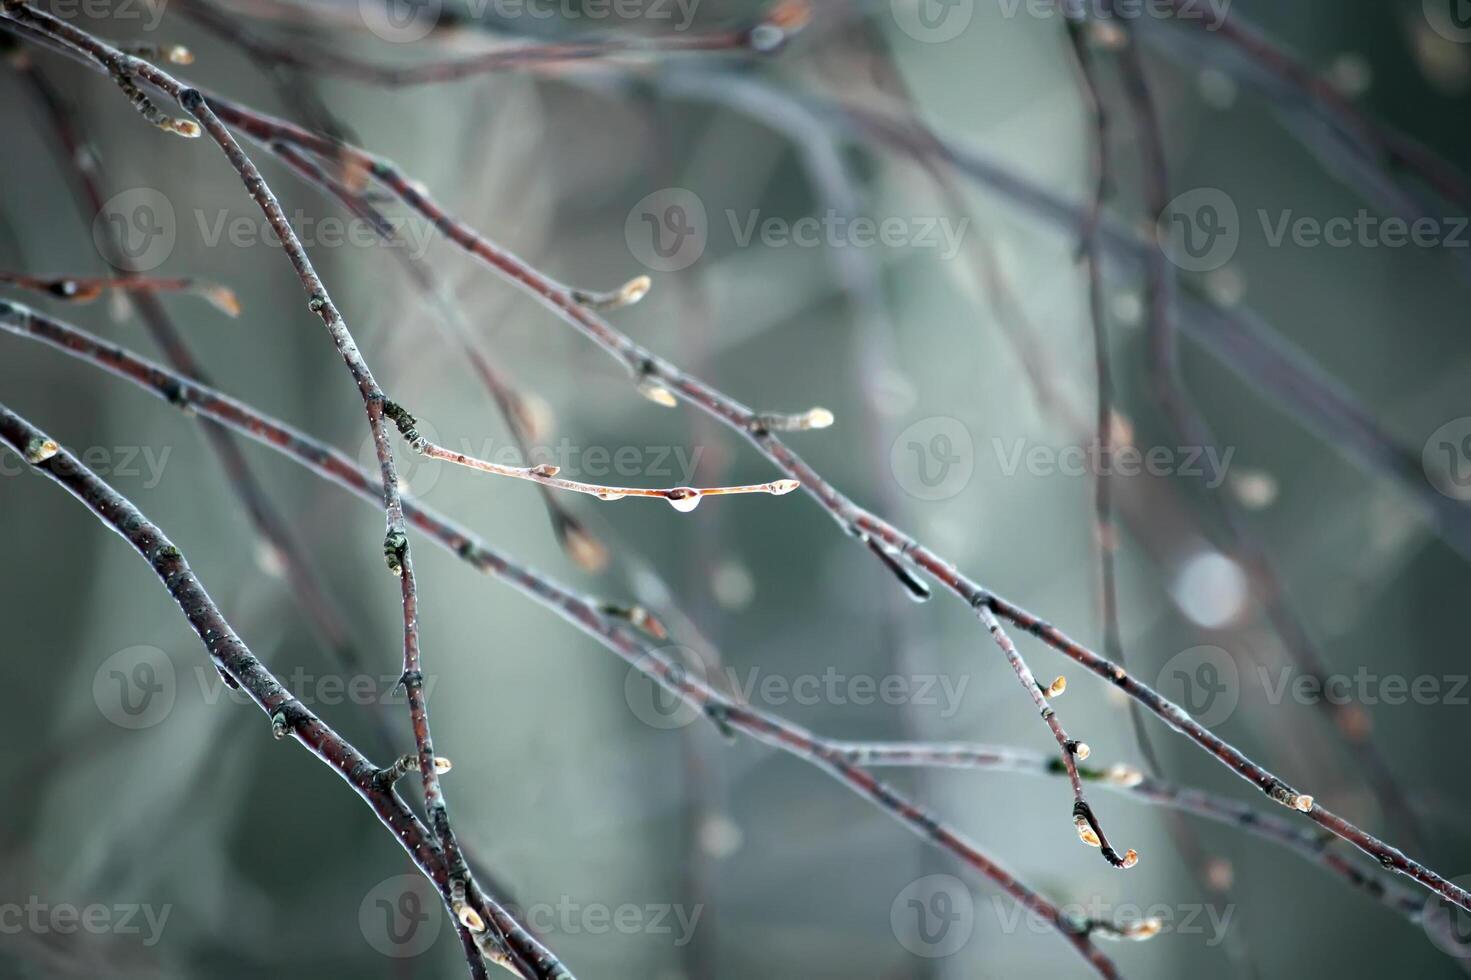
[981, 606, 1136, 869]
[0, 270, 240, 316]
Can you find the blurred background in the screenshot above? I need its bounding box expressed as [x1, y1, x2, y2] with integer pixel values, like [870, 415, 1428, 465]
[2, 0, 1470, 976]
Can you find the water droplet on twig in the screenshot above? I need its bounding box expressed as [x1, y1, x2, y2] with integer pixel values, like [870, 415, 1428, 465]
[667, 489, 702, 513]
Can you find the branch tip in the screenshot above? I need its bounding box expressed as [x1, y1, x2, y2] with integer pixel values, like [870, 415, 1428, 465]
[455, 901, 487, 933]
[757, 407, 835, 432]
[572, 275, 651, 312]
